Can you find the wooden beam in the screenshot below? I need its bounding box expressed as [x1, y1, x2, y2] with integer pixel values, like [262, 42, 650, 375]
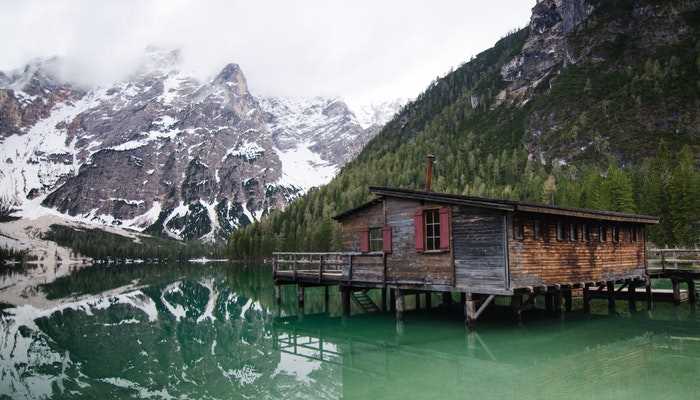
[473, 294, 496, 321]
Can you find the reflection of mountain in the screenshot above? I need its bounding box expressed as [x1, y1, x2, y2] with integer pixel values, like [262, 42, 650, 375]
[0, 268, 339, 399]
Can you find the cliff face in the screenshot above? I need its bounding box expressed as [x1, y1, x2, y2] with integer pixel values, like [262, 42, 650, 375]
[0, 50, 403, 240]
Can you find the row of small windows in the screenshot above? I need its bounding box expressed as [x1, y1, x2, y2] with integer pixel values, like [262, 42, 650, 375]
[513, 220, 642, 243]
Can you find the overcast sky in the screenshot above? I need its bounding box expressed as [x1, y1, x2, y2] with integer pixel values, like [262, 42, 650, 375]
[0, 0, 534, 104]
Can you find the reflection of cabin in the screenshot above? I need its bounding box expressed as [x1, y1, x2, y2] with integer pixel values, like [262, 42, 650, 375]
[272, 162, 659, 328]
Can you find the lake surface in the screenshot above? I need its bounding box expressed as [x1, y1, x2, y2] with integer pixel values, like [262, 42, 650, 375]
[1, 262, 699, 399]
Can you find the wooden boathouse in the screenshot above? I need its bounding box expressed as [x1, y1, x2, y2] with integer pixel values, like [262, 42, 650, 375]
[273, 161, 660, 328]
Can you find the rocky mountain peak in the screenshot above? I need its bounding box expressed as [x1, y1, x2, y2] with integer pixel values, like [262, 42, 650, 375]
[213, 63, 249, 96]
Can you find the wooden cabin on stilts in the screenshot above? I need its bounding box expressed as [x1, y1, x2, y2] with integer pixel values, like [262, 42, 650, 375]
[273, 156, 660, 329]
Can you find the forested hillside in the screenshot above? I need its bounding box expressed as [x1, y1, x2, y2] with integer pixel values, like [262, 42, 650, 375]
[228, 0, 700, 258]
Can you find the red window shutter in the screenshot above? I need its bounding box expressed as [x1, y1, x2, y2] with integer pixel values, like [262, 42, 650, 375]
[414, 209, 425, 252]
[359, 229, 369, 253]
[439, 207, 451, 250]
[382, 225, 392, 254]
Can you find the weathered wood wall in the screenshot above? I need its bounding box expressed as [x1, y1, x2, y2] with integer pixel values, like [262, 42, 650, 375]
[339, 204, 384, 252]
[507, 213, 646, 288]
[452, 207, 507, 292]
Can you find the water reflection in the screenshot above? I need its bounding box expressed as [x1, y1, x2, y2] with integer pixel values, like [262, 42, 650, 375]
[1, 263, 699, 399]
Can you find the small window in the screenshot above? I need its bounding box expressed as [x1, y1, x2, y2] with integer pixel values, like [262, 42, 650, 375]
[612, 226, 620, 243]
[369, 227, 383, 252]
[583, 224, 591, 241]
[570, 223, 579, 242]
[514, 221, 524, 240]
[556, 221, 566, 241]
[424, 209, 441, 251]
[533, 220, 542, 240]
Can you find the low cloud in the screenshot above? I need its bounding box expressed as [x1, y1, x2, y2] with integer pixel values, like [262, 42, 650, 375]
[0, 0, 533, 102]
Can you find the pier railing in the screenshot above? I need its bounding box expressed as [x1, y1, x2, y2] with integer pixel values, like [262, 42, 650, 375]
[272, 252, 385, 283]
[647, 248, 700, 272]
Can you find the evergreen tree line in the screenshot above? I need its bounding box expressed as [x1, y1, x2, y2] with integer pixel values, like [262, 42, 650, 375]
[0, 245, 29, 265]
[44, 224, 226, 262]
[227, 139, 699, 259]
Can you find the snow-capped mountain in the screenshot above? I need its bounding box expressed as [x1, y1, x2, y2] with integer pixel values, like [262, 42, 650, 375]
[0, 49, 404, 241]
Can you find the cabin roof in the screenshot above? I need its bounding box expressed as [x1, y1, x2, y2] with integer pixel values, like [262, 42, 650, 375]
[332, 186, 659, 224]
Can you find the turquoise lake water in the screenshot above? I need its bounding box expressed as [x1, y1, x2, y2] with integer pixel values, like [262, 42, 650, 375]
[1, 262, 699, 399]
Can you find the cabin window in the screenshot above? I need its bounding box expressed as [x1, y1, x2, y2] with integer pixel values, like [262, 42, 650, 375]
[369, 227, 383, 252]
[533, 220, 542, 240]
[514, 221, 524, 240]
[612, 226, 620, 243]
[583, 224, 591, 241]
[570, 223, 579, 242]
[556, 221, 566, 241]
[424, 209, 441, 250]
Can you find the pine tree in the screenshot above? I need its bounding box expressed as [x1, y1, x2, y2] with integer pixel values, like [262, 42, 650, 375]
[669, 146, 700, 247]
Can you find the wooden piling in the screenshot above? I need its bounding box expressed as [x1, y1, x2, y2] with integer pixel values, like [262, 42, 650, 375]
[545, 290, 554, 313]
[389, 288, 396, 312]
[465, 293, 477, 330]
[628, 280, 637, 312]
[425, 293, 432, 309]
[274, 285, 282, 305]
[553, 289, 562, 314]
[442, 292, 453, 307]
[583, 284, 591, 314]
[672, 279, 681, 305]
[341, 287, 351, 317]
[607, 281, 616, 312]
[645, 280, 653, 310]
[324, 286, 330, 312]
[511, 294, 523, 324]
[396, 289, 405, 321]
[297, 285, 305, 311]
[415, 293, 421, 310]
[381, 287, 387, 312]
[563, 287, 572, 312]
[688, 279, 696, 305]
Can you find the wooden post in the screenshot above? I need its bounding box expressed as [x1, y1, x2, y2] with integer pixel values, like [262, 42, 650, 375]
[688, 279, 696, 305]
[511, 294, 523, 324]
[564, 287, 572, 312]
[341, 287, 351, 317]
[545, 290, 554, 313]
[646, 279, 653, 311]
[672, 278, 681, 305]
[465, 293, 477, 330]
[442, 292, 453, 307]
[297, 285, 305, 312]
[274, 285, 282, 305]
[460, 292, 466, 306]
[395, 289, 405, 321]
[381, 287, 388, 312]
[628, 280, 637, 312]
[583, 284, 591, 314]
[389, 288, 396, 312]
[324, 285, 330, 313]
[553, 289, 562, 314]
[607, 281, 616, 312]
[415, 293, 421, 310]
[425, 293, 432, 309]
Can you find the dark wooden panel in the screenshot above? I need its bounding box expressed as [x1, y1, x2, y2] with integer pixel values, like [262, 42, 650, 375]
[452, 206, 507, 290]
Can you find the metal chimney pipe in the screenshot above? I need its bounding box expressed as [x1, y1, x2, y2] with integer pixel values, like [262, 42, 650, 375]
[425, 154, 435, 192]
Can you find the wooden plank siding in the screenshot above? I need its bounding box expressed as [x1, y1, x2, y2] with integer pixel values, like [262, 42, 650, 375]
[384, 198, 453, 286]
[507, 213, 647, 288]
[452, 206, 508, 292]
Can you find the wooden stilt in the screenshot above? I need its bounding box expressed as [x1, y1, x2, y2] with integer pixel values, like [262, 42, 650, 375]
[297, 285, 305, 312]
[442, 292, 453, 307]
[381, 287, 387, 312]
[688, 279, 696, 305]
[465, 293, 477, 330]
[672, 279, 681, 305]
[415, 293, 421, 310]
[425, 293, 432, 309]
[511, 294, 523, 324]
[274, 285, 282, 305]
[564, 287, 572, 312]
[646, 280, 653, 311]
[396, 289, 405, 321]
[460, 292, 466, 306]
[341, 287, 351, 317]
[628, 280, 637, 312]
[607, 281, 616, 312]
[324, 286, 330, 313]
[389, 288, 396, 312]
[553, 289, 562, 314]
[583, 284, 591, 314]
[545, 290, 554, 313]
